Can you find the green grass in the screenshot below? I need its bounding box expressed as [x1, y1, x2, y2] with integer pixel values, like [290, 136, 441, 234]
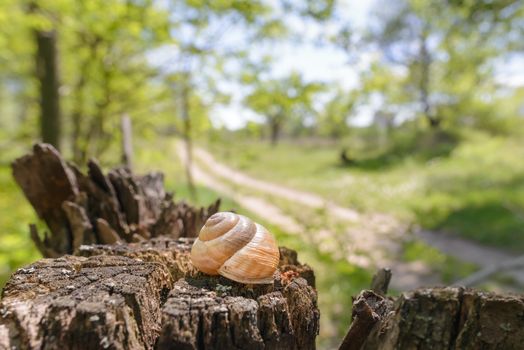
[402, 240, 478, 284]
[0, 165, 41, 289]
[207, 130, 524, 251]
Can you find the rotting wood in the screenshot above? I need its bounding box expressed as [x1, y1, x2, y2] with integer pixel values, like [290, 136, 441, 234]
[1, 238, 320, 350]
[11, 143, 220, 257]
[340, 269, 524, 350]
[0, 254, 173, 350]
[6, 143, 322, 349]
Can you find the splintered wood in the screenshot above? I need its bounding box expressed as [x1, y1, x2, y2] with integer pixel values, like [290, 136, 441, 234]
[11, 143, 220, 257]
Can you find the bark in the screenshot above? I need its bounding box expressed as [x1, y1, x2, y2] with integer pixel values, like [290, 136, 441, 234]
[0, 254, 172, 350]
[11, 143, 220, 257]
[0, 238, 319, 350]
[35, 30, 61, 149]
[340, 283, 524, 350]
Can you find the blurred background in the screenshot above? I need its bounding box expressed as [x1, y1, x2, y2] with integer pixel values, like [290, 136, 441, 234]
[1, 0, 524, 347]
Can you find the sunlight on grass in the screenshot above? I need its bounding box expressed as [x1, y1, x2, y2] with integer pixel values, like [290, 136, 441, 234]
[0, 166, 41, 289]
[207, 131, 524, 250]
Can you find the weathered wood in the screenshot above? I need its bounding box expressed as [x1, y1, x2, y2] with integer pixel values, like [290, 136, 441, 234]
[62, 201, 95, 253]
[7, 143, 321, 349]
[339, 290, 393, 350]
[12, 144, 78, 254]
[11, 143, 220, 257]
[340, 285, 524, 350]
[1, 238, 319, 350]
[0, 254, 173, 350]
[370, 267, 392, 296]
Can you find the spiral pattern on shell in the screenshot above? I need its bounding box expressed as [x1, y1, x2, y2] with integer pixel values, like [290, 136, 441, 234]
[190, 212, 280, 284]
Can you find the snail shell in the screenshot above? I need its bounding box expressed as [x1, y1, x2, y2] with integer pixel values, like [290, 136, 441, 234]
[190, 212, 280, 284]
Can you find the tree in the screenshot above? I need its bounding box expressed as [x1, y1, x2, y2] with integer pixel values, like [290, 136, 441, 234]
[64, 0, 170, 162]
[164, 0, 285, 190]
[245, 73, 323, 145]
[367, 1, 444, 128]
[317, 89, 357, 139]
[365, 0, 524, 130]
[1, 0, 172, 161]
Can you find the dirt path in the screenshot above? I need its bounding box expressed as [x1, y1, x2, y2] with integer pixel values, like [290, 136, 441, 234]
[193, 147, 360, 221]
[175, 143, 302, 234]
[181, 143, 524, 287]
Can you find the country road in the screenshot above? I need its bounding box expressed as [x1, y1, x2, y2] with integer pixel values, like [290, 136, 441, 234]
[176, 141, 524, 288]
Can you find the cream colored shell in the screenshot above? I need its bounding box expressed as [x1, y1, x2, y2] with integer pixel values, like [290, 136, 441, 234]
[190, 212, 280, 284]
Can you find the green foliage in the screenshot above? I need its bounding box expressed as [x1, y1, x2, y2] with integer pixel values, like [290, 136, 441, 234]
[244, 72, 324, 143]
[364, 0, 524, 130]
[316, 89, 357, 139]
[0, 0, 173, 161]
[0, 165, 40, 290]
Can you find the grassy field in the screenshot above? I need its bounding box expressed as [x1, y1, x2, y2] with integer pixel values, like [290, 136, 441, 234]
[208, 130, 524, 251]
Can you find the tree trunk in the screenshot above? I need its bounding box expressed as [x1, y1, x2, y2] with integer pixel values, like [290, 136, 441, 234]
[35, 30, 61, 149]
[419, 29, 440, 129]
[121, 114, 133, 170]
[71, 34, 96, 164]
[269, 117, 281, 146]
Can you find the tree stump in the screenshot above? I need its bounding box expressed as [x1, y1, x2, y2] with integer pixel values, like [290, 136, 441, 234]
[11, 143, 220, 258]
[4, 144, 319, 349]
[0, 238, 319, 350]
[340, 270, 524, 350]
